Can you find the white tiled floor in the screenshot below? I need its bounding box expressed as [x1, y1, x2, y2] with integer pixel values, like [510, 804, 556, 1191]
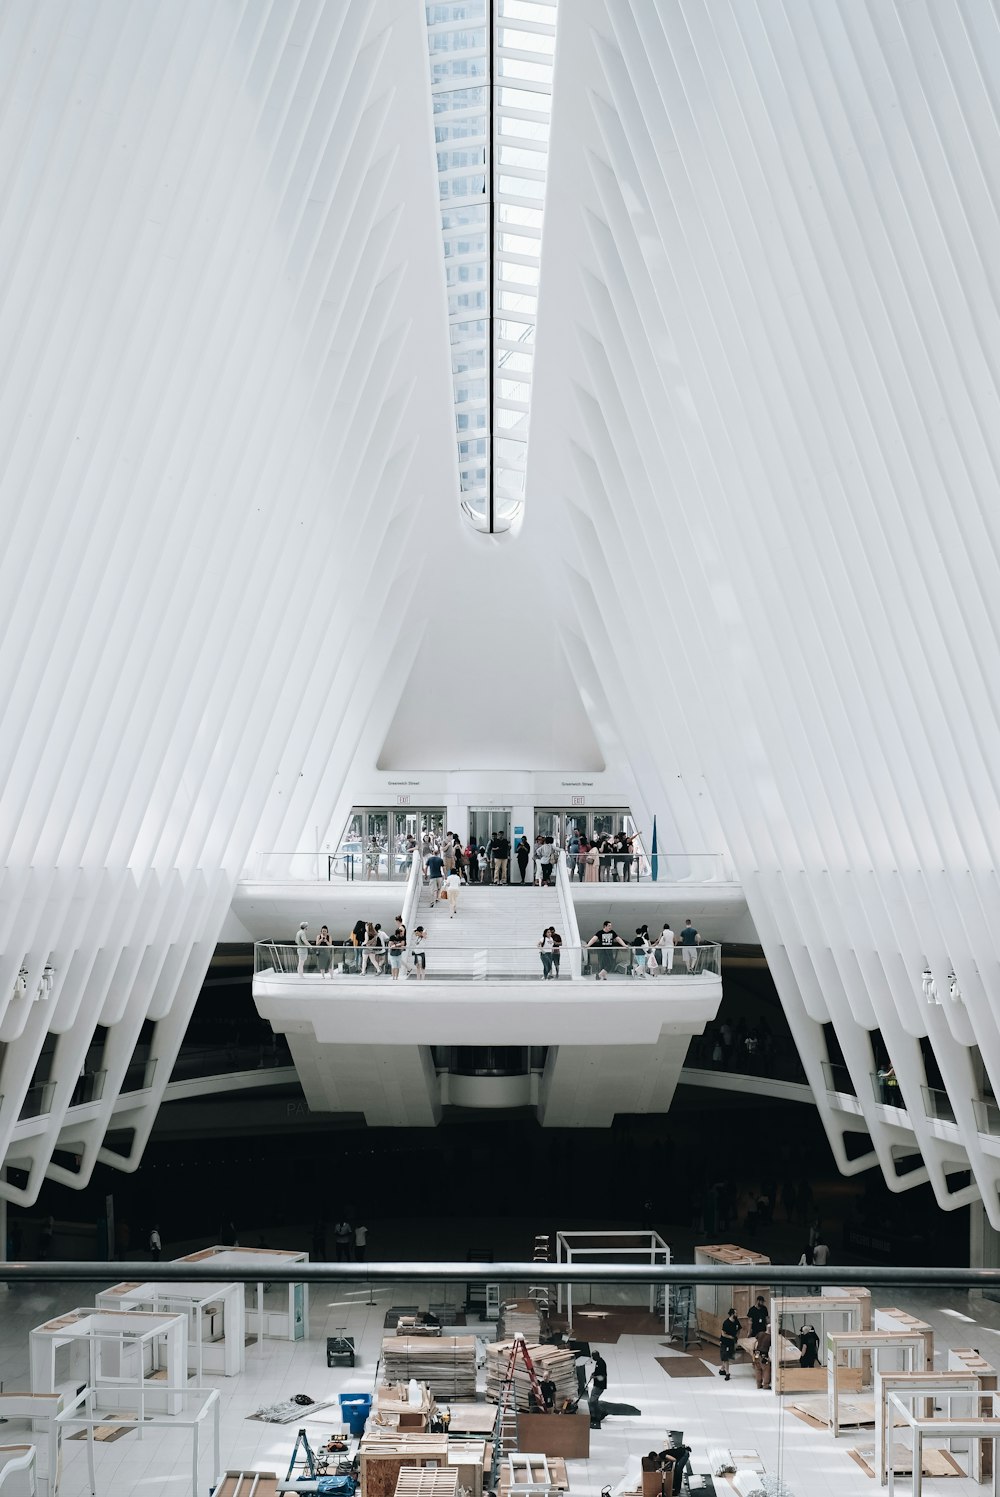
[3, 1278, 1000, 1495]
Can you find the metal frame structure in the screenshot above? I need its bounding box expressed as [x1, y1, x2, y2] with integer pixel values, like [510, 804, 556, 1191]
[56, 1384, 221, 1497]
[555, 1231, 671, 1331]
[826, 1331, 928, 1438]
[886, 1388, 1000, 1497]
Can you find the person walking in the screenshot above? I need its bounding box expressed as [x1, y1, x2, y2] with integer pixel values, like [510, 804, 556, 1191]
[445, 869, 461, 917]
[588, 1350, 608, 1428]
[573, 1346, 591, 1398]
[718, 1306, 740, 1380]
[584, 842, 600, 882]
[538, 928, 555, 979]
[567, 828, 581, 878]
[516, 836, 531, 884]
[295, 922, 311, 975]
[426, 848, 445, 907]
[361, 922, 382, 975]
[551, 930, 562, 978]
[148, 1224, 162, 1260]
[354, 1224, 368, 1261]
[315, 924, 333, 978]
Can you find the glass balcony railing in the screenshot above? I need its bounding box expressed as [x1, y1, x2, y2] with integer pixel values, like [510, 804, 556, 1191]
[822, 1061, 857, 1096]
[252, 846, 732, 885]
[18, 1081, 55, 1120]
[871, 1069, 906, 1109]
[922, 1085, 958, 1124]
[69, 1070, 106, 1107]
[974, 1097, 1000, 1136]
[254, 941, 723, 982]
[120, 1057, 157, 1093]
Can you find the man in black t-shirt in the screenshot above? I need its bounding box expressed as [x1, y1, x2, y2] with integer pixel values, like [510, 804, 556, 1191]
[747, 1294, 768, 1338]
[587, 921, 625, 979]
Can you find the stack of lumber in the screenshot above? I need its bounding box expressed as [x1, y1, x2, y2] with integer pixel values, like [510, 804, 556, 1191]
[485, 1341, 576, 1409]
[381, 1337, 477, 1400]
[499, 1301, 541, 1340]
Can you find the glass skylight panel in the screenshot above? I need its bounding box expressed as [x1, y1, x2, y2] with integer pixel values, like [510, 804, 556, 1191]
[424, 0, 556, 532]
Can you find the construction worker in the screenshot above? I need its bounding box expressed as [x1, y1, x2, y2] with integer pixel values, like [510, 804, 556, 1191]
[589, 1351, 608, 1428]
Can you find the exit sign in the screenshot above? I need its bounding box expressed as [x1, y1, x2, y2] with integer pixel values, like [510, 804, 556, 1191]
[396, 795, 411, 805]
[571, 795, 585, 806]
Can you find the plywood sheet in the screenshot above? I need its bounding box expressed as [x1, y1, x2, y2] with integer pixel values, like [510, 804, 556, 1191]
[848, 1445, 965, 1477]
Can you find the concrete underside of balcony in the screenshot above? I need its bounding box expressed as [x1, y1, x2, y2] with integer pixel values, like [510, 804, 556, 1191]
[253, 970, 721, 1128]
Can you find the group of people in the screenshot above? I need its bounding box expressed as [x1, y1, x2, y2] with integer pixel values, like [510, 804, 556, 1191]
[718, 1294, 772, 1386]
[585, 919, 704, 978]
[294, 917, 429, 978]
[565, 829, 642, 881]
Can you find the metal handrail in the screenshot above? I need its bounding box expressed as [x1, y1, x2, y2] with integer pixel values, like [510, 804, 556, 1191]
[0, 1260, 999, 1288]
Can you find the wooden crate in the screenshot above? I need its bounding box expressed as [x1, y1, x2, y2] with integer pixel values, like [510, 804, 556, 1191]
[214, 1474, 278, 1497]
[394, 1470, 459, 1497]
[448, 1438, 486, 1497]
[693, 1245, 771, 1340]
[949, 1348, 998, 1480]
[515, 1413, 590, 1459]
[360, 1434, 451, 1497]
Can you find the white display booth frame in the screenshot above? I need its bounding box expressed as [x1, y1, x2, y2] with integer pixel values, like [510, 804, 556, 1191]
[886, 1387, 1000, 1497]
[56, 1383, 221, 1497]
[555, 1231, 670, 1332]
[769, 1290, 871, 1396]
[96, 1279, 245, 1379]
[0, 1392, 63, 1497]
[875, 1373, 982, 1487]
[826, 1331, 928, 1437]
[0, 1444, 37, 1494]
[172, 1246, 308, 1344]
[30, 1308, 186, 1418]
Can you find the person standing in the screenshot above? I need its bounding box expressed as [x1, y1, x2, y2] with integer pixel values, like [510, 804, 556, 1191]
[584, 842, 600, 882]
[478, 846, 491, 885]
[516, 836, 531, 884]
[354, 1224, 368, 1261]
[747, 1295, 769, 1338]
[334, 1221, 353, 1261]
[680, 919, 700, 971]
[148, 1224, 162, 1260]
[588, 1350, 608, 1428]
[551, 930, 562, 979]
[466, 843, 479, 884]
[426, 848, 445, 907]
[718, 1307, 740, 1380]
[587, 921, 626, 979]
[538, 928, 555, 979]
[388, 928, 406, 980]
[811, 1235, 830, 1270]
[655, 921, 675, 974]
[410, 927, 427, 979]
[567, 829, 581, 877]
[445, 869, 461, 917]
[573, 1345, 591, 1398]
[494, 833, 510, 885]
[295, 922, 311, 975]
[576, 837, 589, 882]
[315, 924, 333, 978]
[752, 1326, 772, 1388]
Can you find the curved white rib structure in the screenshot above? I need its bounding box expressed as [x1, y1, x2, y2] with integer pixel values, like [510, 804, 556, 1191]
[0, 0, 456, 1203]
[6, 0, 1000, 1225]
[530, 0, 1000, 1221]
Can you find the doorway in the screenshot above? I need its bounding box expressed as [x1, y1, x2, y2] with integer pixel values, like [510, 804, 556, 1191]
[534, 807, 639, 848]
[468, 809, 511, 852]
[333, 807, 446, 881]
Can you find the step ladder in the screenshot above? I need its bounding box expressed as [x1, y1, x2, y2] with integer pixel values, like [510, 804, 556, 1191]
[286, 1428, 317, 1483]
[669, 1286, 701, 1351]
[490, 1334, 547, 1488]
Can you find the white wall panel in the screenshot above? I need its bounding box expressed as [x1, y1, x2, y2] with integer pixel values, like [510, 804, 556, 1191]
[530, 0, 1000, 1219]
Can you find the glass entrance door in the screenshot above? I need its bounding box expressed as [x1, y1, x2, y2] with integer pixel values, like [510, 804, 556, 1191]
[469, 809, 511, 852]
[333, 807, 445, 881]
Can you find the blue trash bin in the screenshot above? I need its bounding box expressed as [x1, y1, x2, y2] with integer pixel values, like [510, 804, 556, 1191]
[338, 1393, 372, 1437]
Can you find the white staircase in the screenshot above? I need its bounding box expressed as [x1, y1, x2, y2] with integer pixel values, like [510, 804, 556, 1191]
[417, 885, 563, 978]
